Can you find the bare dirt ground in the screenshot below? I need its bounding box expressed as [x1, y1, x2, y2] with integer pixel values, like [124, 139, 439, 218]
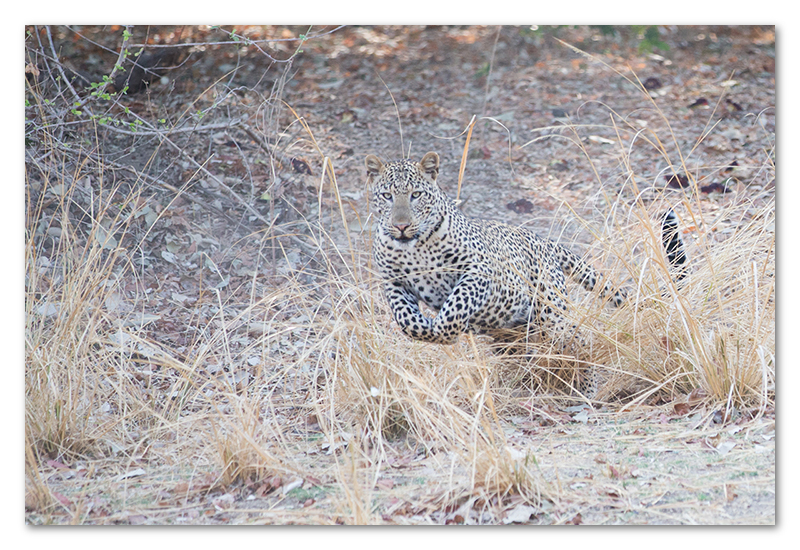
[24, 25, 774, 525]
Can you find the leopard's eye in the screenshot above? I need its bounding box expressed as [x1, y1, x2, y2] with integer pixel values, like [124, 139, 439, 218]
[381, 192, 393, 201]
[410, 191, 422, 199]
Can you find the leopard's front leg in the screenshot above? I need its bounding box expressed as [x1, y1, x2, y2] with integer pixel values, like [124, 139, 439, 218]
[383, 273, 490, 344]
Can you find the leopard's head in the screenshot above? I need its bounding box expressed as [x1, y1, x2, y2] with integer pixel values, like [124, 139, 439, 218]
[365, 152, 443, 242]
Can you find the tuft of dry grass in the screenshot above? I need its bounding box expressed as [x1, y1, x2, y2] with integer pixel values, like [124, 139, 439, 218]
[563, 187, 775, 412]
[25, 148, 147, 460]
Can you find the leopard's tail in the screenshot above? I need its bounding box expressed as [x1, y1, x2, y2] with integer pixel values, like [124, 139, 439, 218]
[560, 210, 689, 307]
[661, 209, 689, 283]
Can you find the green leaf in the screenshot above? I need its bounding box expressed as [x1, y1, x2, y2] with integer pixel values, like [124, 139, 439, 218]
[638, 25, 669, 53]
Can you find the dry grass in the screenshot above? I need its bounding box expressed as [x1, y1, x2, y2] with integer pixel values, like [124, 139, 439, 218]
[24, 55, 774, 524]
[26, 149, 148, 460]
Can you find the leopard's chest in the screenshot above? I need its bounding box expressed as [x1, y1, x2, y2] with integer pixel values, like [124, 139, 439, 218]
[374, 214, 546, 330]
[374, 229, 475, 309]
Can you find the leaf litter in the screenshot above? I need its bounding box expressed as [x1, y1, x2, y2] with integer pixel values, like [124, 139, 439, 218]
[25, 25, 774, 525]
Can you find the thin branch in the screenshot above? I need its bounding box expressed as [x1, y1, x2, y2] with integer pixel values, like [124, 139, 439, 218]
[68, 25, 133, 116]
[81, 112, 268, 225]
[97, 118, 245, 137]
[158, 132, 269, 225]
[88, 151, 235, 223]
[241, 123, 293, 166]
[125, 25, 346, 51]
[42, 25, 84, 108]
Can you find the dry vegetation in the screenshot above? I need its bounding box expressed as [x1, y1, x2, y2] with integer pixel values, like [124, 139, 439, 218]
[24, 25, 774, 525]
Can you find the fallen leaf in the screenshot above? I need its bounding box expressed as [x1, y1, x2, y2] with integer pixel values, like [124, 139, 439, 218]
[643, 77, 662, 90]
[269, 475, 283, 489]
[36, 302, 59, 317]
[725, 99, 743, 112]
[594, 453, 607, 464]
[388, 454, 415, 469]
[665, 173, 690, 188]
[713, 408, 736, 424]
[506, 198, 534, 214]
[116, 468, 146, 481]
[716, 440, 737, 456]
[688, 387, 708, 404]
[723, 159, 739, 173]
[673, 402, 691, 416]
[572, 409, 589, 424]
[171, 292, 191, 304]
[304, 475, 324, 487]
[503, 504, 537, 524]
[688, 98, 709, 109]
[52, 491, 73, 507]
[588, 135, 616, 145]
[127, 514, 147, 525]
[291, 158, 313, 175]
[212, 493, 235, 510]
[282, 477, 304, 495]
[700, 181, 734, 194]
[161, 250, 179, 265]
[255, 483, 271, 497]
[566, 512, 583, 525]
[376, 478, 394, 490]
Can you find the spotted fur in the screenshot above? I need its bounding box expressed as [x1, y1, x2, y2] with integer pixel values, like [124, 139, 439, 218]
[367, 152, 692, 398]
[367, 152, 634, 396]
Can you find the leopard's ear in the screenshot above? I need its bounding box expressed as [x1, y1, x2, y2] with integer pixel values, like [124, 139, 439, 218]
[419, 152, 439, 181]
[365, 155, 384, 177]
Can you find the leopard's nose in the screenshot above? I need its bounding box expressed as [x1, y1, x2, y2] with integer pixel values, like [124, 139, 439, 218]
[394, 223, 410, 233]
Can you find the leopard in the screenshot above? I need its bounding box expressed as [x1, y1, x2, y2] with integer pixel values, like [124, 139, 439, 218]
[366, 151, 687, 398]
